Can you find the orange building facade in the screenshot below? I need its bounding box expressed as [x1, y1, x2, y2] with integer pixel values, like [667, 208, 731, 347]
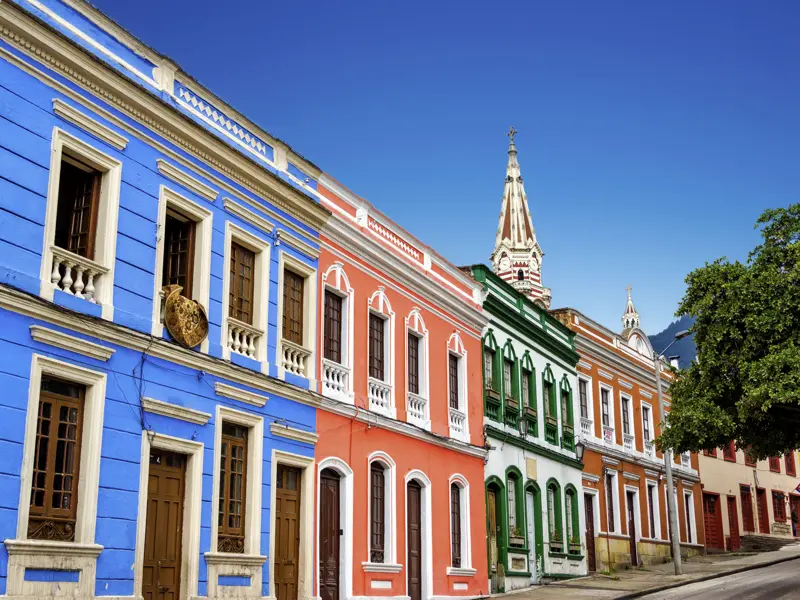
[553, 295, 704, 571]
[312, 175, 490, 600]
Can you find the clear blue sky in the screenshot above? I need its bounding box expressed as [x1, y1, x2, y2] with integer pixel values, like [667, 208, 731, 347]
[92, 0, 800, 334]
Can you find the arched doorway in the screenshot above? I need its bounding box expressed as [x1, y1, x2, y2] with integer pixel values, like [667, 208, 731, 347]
[525, 481, 543, 584]
[319, 468, 341, 600]
[485, 478, 505, 593]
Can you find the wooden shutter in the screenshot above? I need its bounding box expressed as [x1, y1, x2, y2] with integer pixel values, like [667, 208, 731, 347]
[741, 486, 755, 532]
[368, 314, 385, 381]
[769, 456, 781, 473]
[449, 354, 459, 409]
[785, 453, 797, 476]
[450, 483, 461, 568]
[282, 270, 305, 345]
[407, 334, 419, 395]
[54, 156, 101, 260]
[162, 211, 196, 297]
[684, 495, 693, 541]
[28, 377, 85, 541]
[229, 243, 255, 324]
[323, 291, 342, 363]
[218, 423, 247, 552]
[773, 492, 786, 521]
[370, 463, 385, 563]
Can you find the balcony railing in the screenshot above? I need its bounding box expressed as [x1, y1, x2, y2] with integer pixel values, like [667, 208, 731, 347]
[50, 245, 108, 303]
[322, 358, 350, 398]
[545, 416, 558, 445]
[281, 339, 311, 378]
[562, 425, 575, 451]
[227, 317, 263, 360]
[449, 407, 467, 440]
[644, 440, 655, 458]
[407, 392, 429, 429]
[602, 425, 614, 445]
[368, 377, 392, 415]
[623, 433, 635, 452]
[580, 417, 593, 437]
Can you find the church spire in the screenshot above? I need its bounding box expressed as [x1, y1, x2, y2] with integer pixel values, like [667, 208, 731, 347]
[490, 128, 551, 308]
[622, 285, 641, 330]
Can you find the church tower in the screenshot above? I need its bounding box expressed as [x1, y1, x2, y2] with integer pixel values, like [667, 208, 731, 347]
[621, 285, 641, 331]
[490, 128, 551, 308]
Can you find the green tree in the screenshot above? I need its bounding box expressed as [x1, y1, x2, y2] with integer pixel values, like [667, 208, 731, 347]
[659, 204, 800, 459]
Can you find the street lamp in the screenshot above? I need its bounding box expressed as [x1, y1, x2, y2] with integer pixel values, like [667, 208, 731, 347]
[654, 329, 690, 575]
[575, 439, 586, 463]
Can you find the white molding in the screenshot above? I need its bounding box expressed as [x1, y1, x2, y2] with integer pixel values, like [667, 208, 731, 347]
[597, 369, 613, 380]
[276, 250, 318, 385]
[52, 97, 128, 150]
[623, 471, 640, 481]
[445, 567, 477, 577]
[578, 360, 592, 370]
[141, 397, 211, 425]
[278, 228, 321, 259]
[320, 263, 355, 402]
[29, 324, 114, 361]
[223, 196, 275, 234]
[204, 552, 267, 566]
[361, 562, 403, 574]
[156, 158, 218, 202]
[618, 379, 633, 390]
[644, 469, 659, 477]
[270, 422, 318, 445]
[4, 539, 103, 557]
[214, 382, 269, 407]
[582, 472, 600, 483]
[601, 456, 620, 467]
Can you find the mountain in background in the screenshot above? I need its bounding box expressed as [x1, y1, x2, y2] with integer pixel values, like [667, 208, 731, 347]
[648, 315, 696, 368]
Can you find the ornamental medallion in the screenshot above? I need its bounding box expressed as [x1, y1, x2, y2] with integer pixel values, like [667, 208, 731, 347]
[163, 284, 209, 348]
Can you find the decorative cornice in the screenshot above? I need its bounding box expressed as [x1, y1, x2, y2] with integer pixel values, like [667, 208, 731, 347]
[270, 422, 318, 445]
[582, 472, 600, 483]
[5, 539, 103, 557]
[214, 382, 268, 408]
[644, 469, 659, 478]
[484, 425, 583, 469]
[601, 456, 620, 467]
[597, 369, 613, 380]
[623, 471, 640, 481]
[156, 158, 218, 202]
[362, 562, 403, 574]
[618, 379, 633, 390]
[141, 397, 211, 425]
[203, 552, 267, 567]
[277, 229, 320, 260]
[578, 360, 592, 370]
[446, 567, 478, 577]
[222, 196, 275, 234]
[52, 97, 128, 150]
[29, 325, 114, 361]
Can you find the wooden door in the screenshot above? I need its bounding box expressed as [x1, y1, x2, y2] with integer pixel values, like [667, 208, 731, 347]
[702, 493, 723, 550]
[626, 491, 638, 566]
[756, 488, 770, 534]
[791, 496, 800, 537]
[584, 493, 596, 572]
[275, 465, 302, 600]
[407, 481, 422, 600]
[319, 469, 340, 600]
[741, 487, 755, 533]
[487, 489, 498, 584]
[525, 491, 537, 583]
[143, 450, 185, 600]
[727, 496, 740, 551]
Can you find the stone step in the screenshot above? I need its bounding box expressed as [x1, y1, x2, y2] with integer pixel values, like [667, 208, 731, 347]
[739, 535, 797, 553]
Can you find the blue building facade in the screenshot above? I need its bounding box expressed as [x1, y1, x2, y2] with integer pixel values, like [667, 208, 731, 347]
[0, 0, 328, 598]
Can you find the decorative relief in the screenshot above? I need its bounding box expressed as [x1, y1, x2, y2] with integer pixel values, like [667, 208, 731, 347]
[163, 285, 208, 348]
[367, 216, 422, 261]
[217, 535, 245, 554]
[28, 518, 74, 542]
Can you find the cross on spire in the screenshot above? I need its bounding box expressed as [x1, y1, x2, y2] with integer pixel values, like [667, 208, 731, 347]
[626, 284, 632, 296]
[507, 126, 518, 144]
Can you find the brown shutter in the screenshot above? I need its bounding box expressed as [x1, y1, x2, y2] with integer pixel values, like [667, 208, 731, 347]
[162, 211, 196, 297]
[229, 243, 255, 324]
[28, 377, 85, 541]
[450, 483, 461, 568]
[408, 334, 419, 395]
[368, 314, 385, 381]
[54, 157, 101, 260]
[282, 270, 305, 345]
[449, 354, 459, 409]
[370, 463, 385, 563]
[323, 291, 342, 362]
[218, 423, 247, 552]
[741, 486, 754, 532]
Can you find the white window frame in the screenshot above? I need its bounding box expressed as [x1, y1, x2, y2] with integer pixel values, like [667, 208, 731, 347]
[367, 288, 395, 418]
[577, 375, 594, 425]
[447, 331, 469, 442]
[665, 484, 679, 541]
[363, 451, 400, 572]
[276, 250, 318, 386]
[599, 383, 615, 442]
[604, 469, 621, 535]
[447, 474, 475, 574]
[645, 479, 662, 540]
[320, 263, 354, 402]
[221, 221, 270, 369]
[151, 185, 213, 350]
[620, 392, 634, 438]
[39, 128, 122, 320]
[641, 402, 654, 442]
[624, 485, 642, 543]
[405, 308, 429, 429]
[582, 487, 601, 536]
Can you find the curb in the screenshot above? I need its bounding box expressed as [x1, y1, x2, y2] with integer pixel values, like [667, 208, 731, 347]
[614, 554, 800, 599]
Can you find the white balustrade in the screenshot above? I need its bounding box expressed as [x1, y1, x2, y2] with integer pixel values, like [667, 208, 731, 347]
[281, 339, 311, 377]
[406, 392, 428, 428]
[603, 425, 615, 445]
[449, 407, 467, 438]
[580, 417, 593, 437]
[645, 440, 655, 457]
[623, 433, 635, 452]
[50, 245, 108, 303]
[227, 318, 262, 360]
[368, 377, 392, 415]
[681, 452, 691, 468]
[322, 359, 350, 397]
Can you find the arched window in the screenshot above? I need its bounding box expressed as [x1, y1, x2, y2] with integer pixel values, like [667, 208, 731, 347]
[565, 485, 580, 555]
[367, 288, 395, 417]
[520, 352, 537, 437]
[482, 332, 501, 422]
[406, 308, 429, 429]
[506, 468, 525, 545]
[449, 474, 472, 571]
[547, 479, 563, 553]
[322, 262, 354, 401]
[517, 269, 525, 281]
[560, 375, 575, 451]
[368, 452, 395, 564]
[502, 341, 519, 427]
[542, 366, 558, 445]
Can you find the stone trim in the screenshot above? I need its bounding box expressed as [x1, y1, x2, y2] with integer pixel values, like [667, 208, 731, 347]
[277, 228, 320, 259]
[362, 562, 403, 574]
[156, 158, 218, 202]
[214, 382, 268, 407]
[222, 196, 275, 234]
[29, 325, 115, 361]
[141, 397, 211, 425]
[445, 567, 477, 577]
[52, 98, 128, 150]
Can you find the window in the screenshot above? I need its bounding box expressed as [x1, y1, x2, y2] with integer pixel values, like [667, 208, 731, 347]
[601, 389, 610, 427]
[647, 484, 657, 538]
[565, 492, 573, 541]
[547, 486, 555, 537]
[785, 453, 797, 476]
[561, 388, 569, 424]
[28, 377, 85, 541]
[450, 483, 462, 568]
[370, 462, 386, 562]
[282, 269, 305, 345]
[229, 242, 255, 324]
[769, 456, 781, 473]
[507, 477, 517, 529]
[744, 448, 756, 467]
[521, 371, 531, 407]
[772, 491, 787, 522]
[483, 348, 495, 389]
[642, 406, 652, 441]
[621, 396, 631, 435]
[547, 481, 563, 552]
[722, 441, 736, 462]
[323, 291, 343, 363]
[543, 379, 555, 416]
[408, 333, 420, 395]
[703, 448, 717, 457]
[684, 493, 694, 543]
[162, 210, 195, 298]
[605, 472, 616, 533]
[579, 379, 588, 419]
[369, 314, 386, 381]
[54, 156, 101, 260]
[565, 487, 580, 552]
[448, 354, 460, 410]
[218, 423, 247, 553]
[517, 269, 524, 281]
[503, 360, 514, 399]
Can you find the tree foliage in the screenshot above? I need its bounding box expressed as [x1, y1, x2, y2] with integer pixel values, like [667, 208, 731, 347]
[659, 204, 800, 459]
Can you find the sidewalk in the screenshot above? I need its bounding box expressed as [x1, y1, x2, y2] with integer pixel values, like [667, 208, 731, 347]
[492, 543, 800, 599]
